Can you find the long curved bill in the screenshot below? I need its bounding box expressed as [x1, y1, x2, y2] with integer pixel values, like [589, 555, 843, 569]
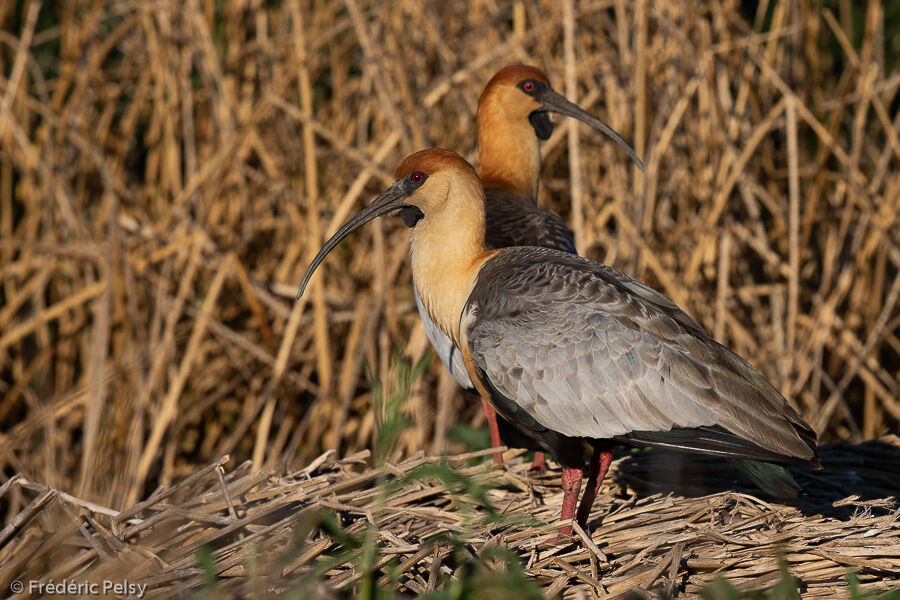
[537, 87, 645, 171]
[296, 181, 408, 299]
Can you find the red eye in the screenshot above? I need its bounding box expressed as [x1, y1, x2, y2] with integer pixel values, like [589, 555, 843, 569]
[523, 80, 535, 92]
[411, 172, 424, 183]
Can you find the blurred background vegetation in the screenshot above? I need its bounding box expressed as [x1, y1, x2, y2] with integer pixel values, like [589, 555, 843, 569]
[1, 0, 898, 518]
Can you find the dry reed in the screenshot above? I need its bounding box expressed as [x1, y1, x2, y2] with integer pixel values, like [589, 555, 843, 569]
[1, 0, 899, 594]
[2, 441, 899, 598]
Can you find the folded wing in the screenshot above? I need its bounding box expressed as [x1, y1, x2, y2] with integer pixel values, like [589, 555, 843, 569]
[466, 247, 818, 466]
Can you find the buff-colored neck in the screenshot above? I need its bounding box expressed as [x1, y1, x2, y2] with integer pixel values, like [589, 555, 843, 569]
[409, 178, 498, 345]
[477, 100, 541, 200]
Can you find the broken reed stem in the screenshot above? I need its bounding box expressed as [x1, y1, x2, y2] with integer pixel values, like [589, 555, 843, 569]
[134, 255, 231, 495]
[633, 0, 648, 194]
[7, 444, 900, 598]
[295, 1, 332, 400]
[563, 0, 584, 252]
[786, 96, 800, 391]
[78, 193, 115, 498]
[714, 227, 731, 343]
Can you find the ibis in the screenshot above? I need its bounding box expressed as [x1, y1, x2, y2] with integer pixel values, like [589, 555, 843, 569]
[298, 149, 820, 538]
[415, 65, 644, 469]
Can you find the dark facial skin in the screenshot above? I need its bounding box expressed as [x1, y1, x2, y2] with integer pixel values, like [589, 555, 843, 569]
[529, 111, 554, 140]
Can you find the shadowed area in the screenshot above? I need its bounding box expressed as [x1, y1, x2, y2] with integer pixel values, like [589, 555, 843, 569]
[611, 436, 900, 519]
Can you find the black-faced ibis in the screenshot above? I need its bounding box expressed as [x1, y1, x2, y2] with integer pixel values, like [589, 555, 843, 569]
[416, 65, 644, 469]
[298, 149, 820, 538]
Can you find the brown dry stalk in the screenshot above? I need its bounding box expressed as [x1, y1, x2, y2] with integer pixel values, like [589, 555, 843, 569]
[0, 2, 896, 554]
[3, 443, 899, 597]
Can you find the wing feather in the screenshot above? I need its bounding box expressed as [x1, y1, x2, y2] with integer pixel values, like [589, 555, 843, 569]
[466, 247, 818, 464]
[484, 189, 577, 253]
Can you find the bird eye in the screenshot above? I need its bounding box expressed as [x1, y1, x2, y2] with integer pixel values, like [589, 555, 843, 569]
[410, 171, 426, 185]
[522, 80, 536, 93]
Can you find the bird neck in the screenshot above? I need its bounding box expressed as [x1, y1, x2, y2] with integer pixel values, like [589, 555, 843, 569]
[477, 107, 541, 201]
[409, 181, 498, 345]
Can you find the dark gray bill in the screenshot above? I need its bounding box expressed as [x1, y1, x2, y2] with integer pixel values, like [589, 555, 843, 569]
[296, 181, 408, 299]
[536, 87, 644, 171]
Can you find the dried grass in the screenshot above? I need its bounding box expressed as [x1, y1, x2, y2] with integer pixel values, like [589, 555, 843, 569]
[2, 440, 899, 598]
[1, 0, 899, 594]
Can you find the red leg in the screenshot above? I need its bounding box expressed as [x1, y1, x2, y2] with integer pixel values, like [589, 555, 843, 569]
[480, 398, 504, 466]
[557, 466, 583, 537]
[530, 451, 547, 473]
[576, 447, 613, 529]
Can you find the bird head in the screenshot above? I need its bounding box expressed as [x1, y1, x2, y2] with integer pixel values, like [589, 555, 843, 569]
[479, 65, 555, 140]
[297, 149, 483, 299]
[478, 64, 644, 170]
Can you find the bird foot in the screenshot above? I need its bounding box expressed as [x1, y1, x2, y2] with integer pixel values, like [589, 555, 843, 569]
[546, 529, 575, 545]
[529, 452, 547, 473]
[482, 397, 505, 469]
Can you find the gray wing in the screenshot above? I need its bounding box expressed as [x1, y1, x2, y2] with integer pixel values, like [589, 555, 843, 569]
[466, 247, 818, 464]
[484, 189, 577, 254]
[415, 287, 474, 390]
